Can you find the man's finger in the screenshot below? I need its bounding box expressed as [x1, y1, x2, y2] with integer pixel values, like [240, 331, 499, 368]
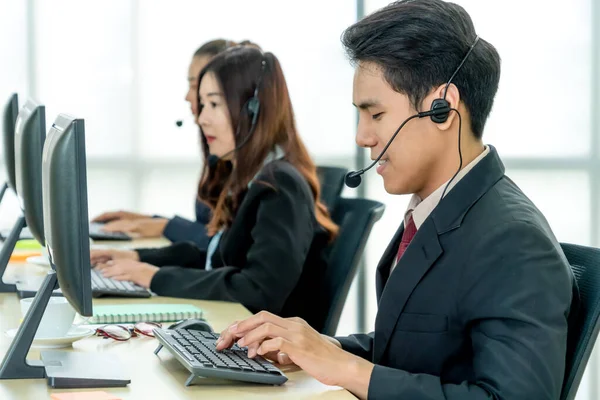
[237, 322, 291, 348]
[230, 311, 290, 335]
[276, 352, 293, 365]
[256, 337, 293, 357]
[246, 342, 261, 358]
[215, 331, 237, 350]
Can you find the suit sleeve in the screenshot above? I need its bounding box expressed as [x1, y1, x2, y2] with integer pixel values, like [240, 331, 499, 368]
[162, 216, 211, 248]
[137, 241, 207, 269]
[367, 221, 573, 400]
[161, 200, 212, 248]
[335, 333, 375, 361]
[149, 170, 315, 315]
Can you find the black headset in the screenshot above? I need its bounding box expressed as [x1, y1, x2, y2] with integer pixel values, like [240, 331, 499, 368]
[246, 59, 265, 127]
[208, 56, 267, 167]
[345, 36, 480, 188]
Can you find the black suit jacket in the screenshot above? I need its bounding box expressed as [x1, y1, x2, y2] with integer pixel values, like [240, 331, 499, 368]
[137, 160, 330, 331]
[162, 199, 212, 248]
[337, 146, 575, 399]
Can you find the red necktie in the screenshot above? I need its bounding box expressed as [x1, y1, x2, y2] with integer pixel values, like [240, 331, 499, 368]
[396, 214, 417, 263]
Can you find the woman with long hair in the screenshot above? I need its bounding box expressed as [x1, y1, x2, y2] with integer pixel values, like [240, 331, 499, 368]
[92, 39, 235, 247]
[90, 46, 338, 331]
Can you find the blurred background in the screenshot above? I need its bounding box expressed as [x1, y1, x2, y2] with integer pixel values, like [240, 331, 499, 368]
[0, 0, 594, 397]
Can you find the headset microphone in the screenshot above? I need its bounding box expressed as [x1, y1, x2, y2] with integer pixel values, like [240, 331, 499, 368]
[176, 115, 196, 127]
[344, 36, 479, 188]
[344, 107, 451, 188]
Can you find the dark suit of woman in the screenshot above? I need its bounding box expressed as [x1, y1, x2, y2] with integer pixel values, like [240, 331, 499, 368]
[138, 160, 330, 331]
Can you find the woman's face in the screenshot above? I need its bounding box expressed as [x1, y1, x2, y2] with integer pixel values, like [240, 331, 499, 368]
[197, 71, 236, 158]
[185, 55, 211, 117]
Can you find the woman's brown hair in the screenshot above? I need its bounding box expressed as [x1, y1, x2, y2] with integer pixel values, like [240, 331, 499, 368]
[196, 46, 337, 239]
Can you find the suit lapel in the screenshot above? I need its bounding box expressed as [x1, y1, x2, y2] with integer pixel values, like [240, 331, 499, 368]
[375, 223, 404, 299]
[370, 145, 506, 364]
[373, 218, 443, 364]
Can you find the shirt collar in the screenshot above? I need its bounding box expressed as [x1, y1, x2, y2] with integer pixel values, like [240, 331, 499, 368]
[404, 145, 490, 229]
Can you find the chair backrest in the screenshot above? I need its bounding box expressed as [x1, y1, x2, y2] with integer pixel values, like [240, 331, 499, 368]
[560, 242, 600, 400]
[316, 166, 347, 212]
[320, 197, 385, 336]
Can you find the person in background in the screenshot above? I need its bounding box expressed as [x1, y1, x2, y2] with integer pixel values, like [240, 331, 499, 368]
[93, 39, 235, 248]
[90, 46, 338, 332]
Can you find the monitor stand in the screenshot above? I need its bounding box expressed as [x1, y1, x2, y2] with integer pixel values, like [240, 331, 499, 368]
[0, 269, 56, 379]
[0, 215, 26, 292]
[0, 182, 8, 206]
[0, 269, 131, 387]
[42, 351, 130, 388]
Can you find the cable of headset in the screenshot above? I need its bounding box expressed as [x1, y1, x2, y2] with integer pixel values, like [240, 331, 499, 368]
[439, 109, 462, 201]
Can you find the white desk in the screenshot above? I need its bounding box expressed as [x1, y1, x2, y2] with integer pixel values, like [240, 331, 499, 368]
[0, 240, 354, 399]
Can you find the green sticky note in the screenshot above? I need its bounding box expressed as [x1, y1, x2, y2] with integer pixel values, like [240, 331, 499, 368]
[15, 240, 42, 250]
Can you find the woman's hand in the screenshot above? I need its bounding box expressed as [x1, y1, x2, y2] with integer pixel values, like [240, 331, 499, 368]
[94, 260, 159, 288]
[101, 218, 169, 238]
[92, 210, 150, 223]
[90, 248, 139, 266]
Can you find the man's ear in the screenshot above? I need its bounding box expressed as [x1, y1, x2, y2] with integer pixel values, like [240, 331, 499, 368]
[431, 83, 460, 132]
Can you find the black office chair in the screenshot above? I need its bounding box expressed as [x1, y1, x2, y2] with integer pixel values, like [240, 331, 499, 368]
[316, 166, 347, 212]
[319, 197, 385, 336]
[560, 242, 600, 400]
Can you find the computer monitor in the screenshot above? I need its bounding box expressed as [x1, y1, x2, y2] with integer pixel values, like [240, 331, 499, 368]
[0, 99, 38, 293]
[2, 93, 18, 197]
[0, 114, 129, 387]
[41, 114, 92, 314]
[15, 100, 46, 246]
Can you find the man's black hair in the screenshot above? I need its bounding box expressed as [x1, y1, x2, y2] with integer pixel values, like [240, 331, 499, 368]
[342, 0, 501, 138]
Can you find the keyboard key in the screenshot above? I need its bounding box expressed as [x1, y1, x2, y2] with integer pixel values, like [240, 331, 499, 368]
[90, 270, 148, 296]
[229, 353, 250, 367]
[170, 331, 183, 340]
[244, 357, 267, 372]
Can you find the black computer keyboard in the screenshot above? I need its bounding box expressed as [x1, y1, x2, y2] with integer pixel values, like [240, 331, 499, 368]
[88, 222, 132, 241]
[91, 269, 151, 298]
[2, 224, 132, 241]
[153, 328, 287, 386]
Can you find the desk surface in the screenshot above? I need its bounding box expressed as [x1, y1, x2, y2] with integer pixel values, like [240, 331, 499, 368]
[0, 240, 354, 399]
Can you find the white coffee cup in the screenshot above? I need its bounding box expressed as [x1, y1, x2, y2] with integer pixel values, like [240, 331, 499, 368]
[41, 246, 49, 261]
[20, 297, 76, 339]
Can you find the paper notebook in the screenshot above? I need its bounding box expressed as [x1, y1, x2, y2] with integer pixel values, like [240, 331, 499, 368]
[86, 304, 203, 324]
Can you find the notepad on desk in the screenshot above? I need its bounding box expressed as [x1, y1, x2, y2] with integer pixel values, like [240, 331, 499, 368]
[87, 304, 203, 324]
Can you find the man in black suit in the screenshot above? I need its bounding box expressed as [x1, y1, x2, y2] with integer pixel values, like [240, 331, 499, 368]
[216, 1, 576, 398]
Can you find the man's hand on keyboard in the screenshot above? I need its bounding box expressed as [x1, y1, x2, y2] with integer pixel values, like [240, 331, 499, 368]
[94, 259, 159, 288]
[91, 249, 139, 266]
[214, 311, 374, 394]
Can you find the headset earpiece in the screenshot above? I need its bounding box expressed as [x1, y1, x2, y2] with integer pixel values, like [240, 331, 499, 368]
[245, 59, 266, 127]
[429, 98, 451, 124]
[246, 91, 260, 126]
